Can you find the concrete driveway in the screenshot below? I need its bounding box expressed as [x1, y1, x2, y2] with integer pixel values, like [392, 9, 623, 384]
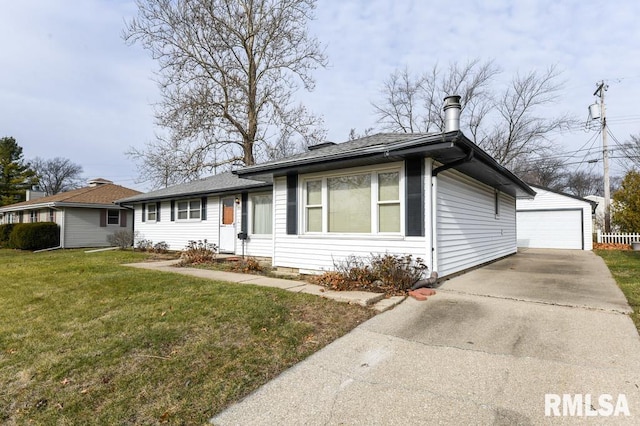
[212, 249, 640, 425]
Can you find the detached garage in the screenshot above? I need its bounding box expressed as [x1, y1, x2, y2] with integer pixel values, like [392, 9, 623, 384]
[516, 185, 595, 250]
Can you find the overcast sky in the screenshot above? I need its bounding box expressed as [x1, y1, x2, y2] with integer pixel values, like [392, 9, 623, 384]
[1, 0, 639, 191]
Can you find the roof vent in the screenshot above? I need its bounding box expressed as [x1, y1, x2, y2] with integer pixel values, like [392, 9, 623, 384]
[443, 95, 462, 132]
[88, 178, 113, 187]
[308, 141, 336, 151]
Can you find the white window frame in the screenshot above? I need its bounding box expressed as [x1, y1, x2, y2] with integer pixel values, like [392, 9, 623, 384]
[30, 210, 38, 223]
[301, 163, 404, 235]
[146, 204, 157, 222]
[108, 209, 120, 225]
[249, 192, 273, 235]
[176, 199, 201, 221]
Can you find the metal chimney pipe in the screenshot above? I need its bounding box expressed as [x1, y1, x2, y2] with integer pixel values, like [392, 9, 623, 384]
[443, 95, 462, 132]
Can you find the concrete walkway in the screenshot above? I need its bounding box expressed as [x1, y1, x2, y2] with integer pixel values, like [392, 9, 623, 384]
[210, 249, 640, 425]
[123, 259, 405, 312]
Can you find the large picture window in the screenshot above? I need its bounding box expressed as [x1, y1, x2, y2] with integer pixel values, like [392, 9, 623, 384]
[251, 194, 272, 234]
[177, 200, 201, 220]
[303, 168, 402, 234]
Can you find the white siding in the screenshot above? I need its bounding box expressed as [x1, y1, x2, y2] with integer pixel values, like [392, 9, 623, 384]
[63, 208, 134, 248]
[133, 197, 274, 256]
[272, 176, 428, 273]
[436, 170, 516, 277]
[516, 187, 593, 250]
[133, 198, 220, 251]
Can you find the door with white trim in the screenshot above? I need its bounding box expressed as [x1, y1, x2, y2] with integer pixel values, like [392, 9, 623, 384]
[219, 197, 237, 253]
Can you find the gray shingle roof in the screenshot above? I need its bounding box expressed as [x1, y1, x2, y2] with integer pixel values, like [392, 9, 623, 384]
[117, 172, 270, 204]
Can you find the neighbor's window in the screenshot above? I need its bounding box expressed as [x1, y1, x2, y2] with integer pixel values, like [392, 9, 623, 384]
[251, 194, 272, 234]
[147, 204, 157, 221]
[49, 209, 55, 222]
[30, 211, 38, 223]
[108, 209, 120, 225]
[304, 168, 402, 234]
[177, 199, 201, 220]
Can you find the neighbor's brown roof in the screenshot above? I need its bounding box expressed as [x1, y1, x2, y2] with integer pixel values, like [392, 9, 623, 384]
[0, 184, 141, 210]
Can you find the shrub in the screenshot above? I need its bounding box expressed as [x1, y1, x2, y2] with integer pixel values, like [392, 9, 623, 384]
[0, 224, 15, 246]
[369, 253, 427, 291]
[107, 229, 136, 249]
[229, 257, 263, 273]
[152, 241, 169, 254]
[180, 239, 218, 265]
[135, 239, 153, 252]
[311, 253, 428, 295]
[8, 222, 60, 250]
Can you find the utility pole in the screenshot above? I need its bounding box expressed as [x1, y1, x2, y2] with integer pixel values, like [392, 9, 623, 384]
[594, 81, 611, 232]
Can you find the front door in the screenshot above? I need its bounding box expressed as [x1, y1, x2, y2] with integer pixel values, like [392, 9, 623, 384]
[219, 197, 236, 253]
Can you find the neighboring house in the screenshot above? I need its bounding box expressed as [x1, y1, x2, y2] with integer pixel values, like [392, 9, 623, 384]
[0, 179, 140, 248]
[516, 185, 596, 250]
[584, 195, 616, 232]
[117, 173, 273, 256]
[118, 97, 536, 278]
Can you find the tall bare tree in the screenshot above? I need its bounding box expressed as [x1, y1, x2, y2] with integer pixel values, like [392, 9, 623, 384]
[616, 133, 640, 171]
[124, 0, 327, 188]
[373, 60, 500, 136]
[30, 157, 84, 195]
[372, 61, 575, 171]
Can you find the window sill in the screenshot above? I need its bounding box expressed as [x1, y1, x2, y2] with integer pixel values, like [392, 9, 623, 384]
[297, 233, 410, 241]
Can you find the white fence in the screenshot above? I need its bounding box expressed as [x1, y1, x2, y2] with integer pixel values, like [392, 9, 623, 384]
[596, 230, 640, 244]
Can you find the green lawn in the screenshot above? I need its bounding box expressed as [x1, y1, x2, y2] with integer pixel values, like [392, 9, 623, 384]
[596, 250, 640, 333]
[0, 249, 374, 424]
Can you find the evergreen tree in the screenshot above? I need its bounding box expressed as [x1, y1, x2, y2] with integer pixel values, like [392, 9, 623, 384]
[0, 137, 37, 206]
[611, 170, 640, 232]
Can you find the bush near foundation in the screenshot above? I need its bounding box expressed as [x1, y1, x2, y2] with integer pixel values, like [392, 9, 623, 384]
[0, 224, 15, 246]
[8, 222, 60, 250]
[310, 253, 427, 296]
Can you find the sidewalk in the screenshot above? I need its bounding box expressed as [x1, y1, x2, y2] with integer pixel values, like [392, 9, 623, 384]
[123, 259, 406, 312]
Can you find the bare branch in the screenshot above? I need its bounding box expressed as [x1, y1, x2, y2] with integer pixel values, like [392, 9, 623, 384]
[124, 0, 327, 184]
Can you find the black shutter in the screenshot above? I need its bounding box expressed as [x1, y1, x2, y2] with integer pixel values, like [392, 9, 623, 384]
[170, 200, 175, 221]
[142, 203, 146, 222]
[99, 210, 107, 227]
[286, 174, 297, 235]
[156, 202, 161, 222]
[405, 158, 424, 236]
[241, 192, 248, 234]
[201, 197, 207, 220]
[120, 210, 127, 228]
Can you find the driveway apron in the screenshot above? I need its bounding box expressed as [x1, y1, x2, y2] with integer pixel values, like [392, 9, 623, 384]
[212, 249, 640, 425]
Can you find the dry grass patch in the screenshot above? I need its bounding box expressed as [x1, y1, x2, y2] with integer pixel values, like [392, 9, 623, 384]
[0, 249, 374, 424]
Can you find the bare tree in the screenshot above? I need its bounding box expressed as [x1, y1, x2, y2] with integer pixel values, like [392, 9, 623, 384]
[372, 62, 576, 170]
[373, 59, 499, 136]
[616, 133, 640, 171]
[30, 157, 84, 195]
[484, 66, 574, 167]
[564, 170, 603, 198]
[514, 156, 567, 191]
[124, 0, 327, 188]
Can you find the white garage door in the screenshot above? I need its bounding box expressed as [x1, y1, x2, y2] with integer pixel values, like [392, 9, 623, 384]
[517, 209, 583, 249]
